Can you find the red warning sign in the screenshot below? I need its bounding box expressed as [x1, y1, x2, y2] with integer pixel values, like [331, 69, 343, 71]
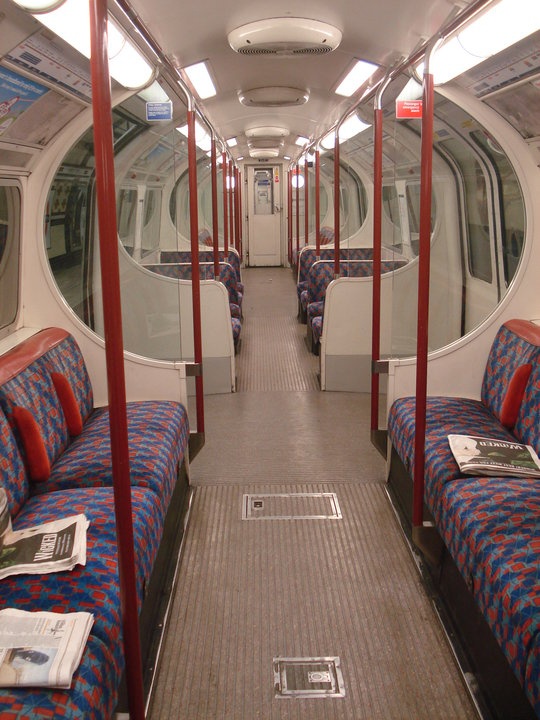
[396, 100, 423, 119]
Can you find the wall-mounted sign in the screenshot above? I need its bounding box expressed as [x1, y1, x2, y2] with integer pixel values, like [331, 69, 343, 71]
[146, 101, 173, 122]
[396, 100, 423, 119]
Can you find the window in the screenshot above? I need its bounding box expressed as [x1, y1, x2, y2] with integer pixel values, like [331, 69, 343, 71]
[0, 183, 21, 332]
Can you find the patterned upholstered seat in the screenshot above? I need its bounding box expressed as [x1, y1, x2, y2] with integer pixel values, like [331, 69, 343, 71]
[387, 319, 540, 715]
[0, 328, 190, 718]
[388, 320, 540, 511]
[436, 477, 540, 717]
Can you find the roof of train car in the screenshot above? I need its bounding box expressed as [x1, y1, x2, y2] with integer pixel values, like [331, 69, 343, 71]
[119, 0, 479, 160]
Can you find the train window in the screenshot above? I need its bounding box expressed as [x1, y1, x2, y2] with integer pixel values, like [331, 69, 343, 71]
[470, 130, 525, 286]
[0, 183, 21, 333]
[439, 137, 492, 283]
[118, 188, 138, 255]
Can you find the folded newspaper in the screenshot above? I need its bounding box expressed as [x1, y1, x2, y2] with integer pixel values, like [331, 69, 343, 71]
[448, 434, 540, 477]
[0, 609, 93, 688]
[0, 489, 88, 580]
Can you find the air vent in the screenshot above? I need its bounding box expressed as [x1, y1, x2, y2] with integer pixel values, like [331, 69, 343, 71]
[238, 87, 309, 108]
[228, 18, 342, 57]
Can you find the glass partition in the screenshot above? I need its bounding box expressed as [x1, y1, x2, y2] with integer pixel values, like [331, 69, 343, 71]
[45, 95, 203, 362]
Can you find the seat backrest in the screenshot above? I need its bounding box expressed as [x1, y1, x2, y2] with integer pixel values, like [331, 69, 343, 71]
[0, 329, 73, 484]
[481, 320, 540, 433]
[0, 407, 30, 516]
[145, 262, 240, 305]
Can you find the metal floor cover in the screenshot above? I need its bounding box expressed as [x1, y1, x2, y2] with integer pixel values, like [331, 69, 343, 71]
[273, 657, 346, 698]
[242, 492, 342, 520]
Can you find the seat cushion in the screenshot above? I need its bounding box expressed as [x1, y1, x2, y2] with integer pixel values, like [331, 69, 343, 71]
[388, 396, 517, 512]
[437, 476, 540, 715]
[1, 486, 162, 676]
[0, 633, 118, 720]
[35, 401, 189, 522]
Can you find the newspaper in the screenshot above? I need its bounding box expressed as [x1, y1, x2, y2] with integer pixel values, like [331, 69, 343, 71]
[448, 434, 540, 477]
[0, 609, 93, 688]
[0, 489, 88, 580]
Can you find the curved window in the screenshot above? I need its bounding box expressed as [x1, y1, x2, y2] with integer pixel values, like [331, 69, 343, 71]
[0, 183, 20, 333]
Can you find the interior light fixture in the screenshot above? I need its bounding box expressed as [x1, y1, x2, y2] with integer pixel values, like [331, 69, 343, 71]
[396, 78, 423, 102]
[295, 136, 309, 146]
[183, 60, 216, 99]
[226, 137, 237, 147]
[419, 0, 540, 85]
[12, 0, 154, 89]
[291, 172, 305, 189]
[335, 59, 379, 97]
[320, 115, 371, 149]
[177, 121, 212, 152]
[138, 81, 171, 103]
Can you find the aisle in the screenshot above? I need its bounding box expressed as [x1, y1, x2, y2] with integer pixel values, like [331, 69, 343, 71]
[147, 267, 477, 720]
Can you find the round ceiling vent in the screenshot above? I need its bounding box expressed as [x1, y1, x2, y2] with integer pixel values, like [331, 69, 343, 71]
[228, 18, 342, 56]
[249, 148, 280, 158]
[245, 126, 290, 138]
[238, 86, 309, 107]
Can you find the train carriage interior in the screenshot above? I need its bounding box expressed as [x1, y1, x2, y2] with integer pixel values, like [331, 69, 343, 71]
[0, 0, 539, 718]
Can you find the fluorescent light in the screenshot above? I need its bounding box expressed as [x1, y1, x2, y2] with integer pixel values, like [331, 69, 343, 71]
[335, 59, 378, 97]
[177, 121, 211, 151]
[339, 115, 371, 141]
[295, 136, 309, 146]
[420, 0, 540, 84]
[10, 0, 61, 11]
[183, 61, 216, 99]
[321, 115, 371, 149]
[226, 137, 237, 147]
[397, 78, 422, 102]
[13, 0, 153, 89]
[138, 81, 170, 103]
[291, 173, 305, 189]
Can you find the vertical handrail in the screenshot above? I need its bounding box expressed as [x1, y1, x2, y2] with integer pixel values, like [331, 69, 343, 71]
[234, 166, 241, 254]
[315, 149, 321, 258]
[88, 1, 145, 718]
[211, 137, 219, 279]
[287, 168, 293, 264]
[187, 109, 205, 434]
[304, 157, 309, 248]
[371, 74, 393, 434]
[222, 151, 229, 254]
[228, 159, 234, 250]
[237, 168, 243, 261]
[295, 165, 300, 260]
[413, 44, 438, 530]
[333, 132, 340, 276]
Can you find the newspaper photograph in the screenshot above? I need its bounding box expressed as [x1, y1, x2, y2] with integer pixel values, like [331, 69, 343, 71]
[0, 609, 93, 688]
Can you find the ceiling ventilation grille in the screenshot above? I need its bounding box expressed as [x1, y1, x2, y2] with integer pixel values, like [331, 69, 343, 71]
[238, 87, 309, 107]
[228, 18, 342, 57]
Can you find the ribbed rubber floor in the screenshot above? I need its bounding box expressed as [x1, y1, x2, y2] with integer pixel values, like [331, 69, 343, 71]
[236, 268, 319, 392]
[147, 267, 477, 720]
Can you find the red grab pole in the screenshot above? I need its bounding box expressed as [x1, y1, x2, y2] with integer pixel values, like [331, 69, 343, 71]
[295, 165, 300, 259]
[228, 159, 234, 250]
[187, 109, 205, 433]
[304, 157, 309, 247]
[371, 104, 384, 434]
[211, 138, 219, 278]
[222, 152, 229, 254]
[315, 149, 321, 258]
[287, 169, 293, 264]
[88, 2, 145, 718]
[412, 67, 435, 529]
[333, 133, 340, 276]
